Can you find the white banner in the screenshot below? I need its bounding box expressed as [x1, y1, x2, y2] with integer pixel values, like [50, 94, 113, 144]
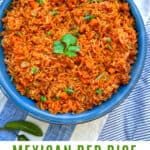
[0, 142, 148, 150]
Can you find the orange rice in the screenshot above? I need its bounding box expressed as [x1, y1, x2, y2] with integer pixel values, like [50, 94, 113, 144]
[1, 0, 137, 114]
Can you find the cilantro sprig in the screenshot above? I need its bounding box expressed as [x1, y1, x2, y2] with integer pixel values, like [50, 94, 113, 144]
[51, 10, 58, 16]
[96, 88, 102, 95]
[37, 0, 44, 5]
[64, 87, 74, 94]
[96, 73, 104, 81]
[53, 33, 80, 57]
[84, 10, 94, 22]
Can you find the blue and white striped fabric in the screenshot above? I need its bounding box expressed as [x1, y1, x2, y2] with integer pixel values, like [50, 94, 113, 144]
[0, 0, 150, 141]
[98, 0, 150, 141]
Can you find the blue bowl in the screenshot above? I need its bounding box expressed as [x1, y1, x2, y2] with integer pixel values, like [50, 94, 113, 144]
[0, 0, 146, 124]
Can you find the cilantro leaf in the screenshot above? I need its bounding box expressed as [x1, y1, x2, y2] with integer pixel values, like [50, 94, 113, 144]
[53, 33, 80, 57]
[96, 88, 102, 95]
[17, 31, 22, 37]
[53, 96, 60, 101]
[68, 45, 80, 52]
[61, 33, 77, 47]
[37, 0, 44, 5]
[25, 87, 30, 93]
[64, 88, 74, 94]
[105, 37, 112, 43]
[53, 41, 64, 54]
[64, 51, 77, 57]
[84, 10, 94, 22]
[40, 96, 47, 102]
[107, 44, 112, 50]
[51, 10, 58, 16]
[46, 31, 51, 36]
[84, 15, 94, 21]
[31, 67, 38, 74]
[96, 73, 104, 81]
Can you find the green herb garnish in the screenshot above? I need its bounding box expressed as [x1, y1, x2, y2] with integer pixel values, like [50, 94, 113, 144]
[127, 43, 132, 50]
[53, 33, 80, 57]
[84, 15, 94, 21]
[104, 76, 110, 81]
[53, 96, 60, 100]
[46, 31, 51, 36]
[107, 44, 112, 50]
[25, 87, 30, 93]
[67, 45, 80, 52]
[64, 51, 77, 57]
[95, 33, 99, 38]
[40, 96, 47, 102]
[96, 88, 102, 95]
[84, 10, 94, 22]
[72, 24, 77, 29]
[72, 29, 80, 37]
[97, 0, 103, 2]
[62, 33, 77, 47]
[17, 31, 22, 37]
[105, 37, 111, 43]
[37, 0, 44, 5]
[5, 26, 9, 30]
[53, 41, 65, 54]
[51, 10, 58, 16]
[31, 67, 38, 74]
[64, 88, 74, 94]
[96, 73, 104, 81]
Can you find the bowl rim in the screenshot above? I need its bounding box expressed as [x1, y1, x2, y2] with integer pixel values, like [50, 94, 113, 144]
[0, 0, 147, 124]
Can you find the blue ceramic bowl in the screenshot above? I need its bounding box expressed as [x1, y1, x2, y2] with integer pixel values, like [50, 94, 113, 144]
[0, 0, 146, 124]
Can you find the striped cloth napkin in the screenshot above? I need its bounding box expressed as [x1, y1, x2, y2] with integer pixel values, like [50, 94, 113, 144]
[0, 0, 150, 141]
